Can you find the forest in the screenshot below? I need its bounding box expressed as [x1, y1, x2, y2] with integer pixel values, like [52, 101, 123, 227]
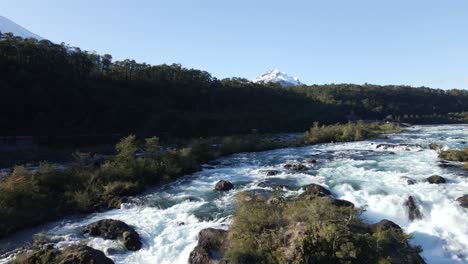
[1, 33, 468, 141]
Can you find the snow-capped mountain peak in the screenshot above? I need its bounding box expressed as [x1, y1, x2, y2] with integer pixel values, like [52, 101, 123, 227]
[0, 15, 42, 40]
[253, 69, 303, 87]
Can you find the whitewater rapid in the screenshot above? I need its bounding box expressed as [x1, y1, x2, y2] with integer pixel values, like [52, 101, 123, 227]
[1, 125, 467, 264]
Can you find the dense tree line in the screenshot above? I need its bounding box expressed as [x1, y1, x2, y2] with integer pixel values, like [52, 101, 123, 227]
[1, 34, 467, 140]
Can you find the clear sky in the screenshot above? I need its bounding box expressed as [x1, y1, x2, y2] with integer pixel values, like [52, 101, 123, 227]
[2, 0, 468, 89]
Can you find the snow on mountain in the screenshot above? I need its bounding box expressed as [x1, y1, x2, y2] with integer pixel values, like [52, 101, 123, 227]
[0, 15, 42, 40]
[253, 69, 303, 87]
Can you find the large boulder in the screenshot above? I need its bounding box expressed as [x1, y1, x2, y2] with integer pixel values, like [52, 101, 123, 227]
[369, 219, 403, 233]
[426, 175, 446, 184]
[84, 219, 142, 251]
[405, 196, 423, 221]
[57, 245, 114, 264]
[14, 245, 114, 264]
[298, 184, 332, 199]
[367, 220, 425, 264]
[214, 180, 234, 191]
[456, 195, 468, 209]
[189, 228, 228, 264]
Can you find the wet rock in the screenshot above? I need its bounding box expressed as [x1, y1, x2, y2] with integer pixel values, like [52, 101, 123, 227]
[322, 196, 354, 208]
[376, 143, 422, 151]
[304, 158, 317, 164]
[426, 175, 446, 184]
[369, 219, 403, 233]
[58, 245, 114, 264]
[429, 143, 443, 151]
[438, 161, 458, 168]
[84, 219, 142, 251]
[456, 195, 468, 209]
[400, 176, 416, 185]
[283, 163, 308, 171]
[15, 245, 114, 264]
[214, 180, 234, 191]
[405, 196, 423, 221]
[107, 197, 128, 209]
[189, 228, 227, 264]
[298, 184, 332, 199]
[259, 170, 280, 176]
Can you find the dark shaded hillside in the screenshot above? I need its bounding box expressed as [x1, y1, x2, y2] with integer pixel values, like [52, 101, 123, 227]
[1, 33, 467, 139]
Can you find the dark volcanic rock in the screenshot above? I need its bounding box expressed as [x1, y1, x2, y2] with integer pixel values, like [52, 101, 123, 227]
[328, 197, 355, 208]
[456, 195, 468, 209]
[214, 180, 234, 191]
[189, 228, 227, 264]
[304, 158, 317, 164]
[16, 245, 114, 264]
[405, 196, 423, 221]
[283, 163, 308, 171]
[400, 176, 416, 185]
[85, 219, 142, 251]
[369, 219, 403, 233]
[259, 170, 281, 176]
[298, 184, 332, 199]
[58, 245, 114, 264]
[426, 175, 446, 184]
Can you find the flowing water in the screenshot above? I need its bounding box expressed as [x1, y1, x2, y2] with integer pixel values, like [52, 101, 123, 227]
[1, 125, 467, 264]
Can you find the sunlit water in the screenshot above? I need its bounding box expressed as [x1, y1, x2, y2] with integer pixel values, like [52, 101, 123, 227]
[1, 125, 467, 264]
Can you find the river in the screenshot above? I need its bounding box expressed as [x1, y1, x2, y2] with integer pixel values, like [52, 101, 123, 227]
[1, 125, 467, 264]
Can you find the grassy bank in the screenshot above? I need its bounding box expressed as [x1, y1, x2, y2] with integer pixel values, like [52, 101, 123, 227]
[0, 122, 400, 238]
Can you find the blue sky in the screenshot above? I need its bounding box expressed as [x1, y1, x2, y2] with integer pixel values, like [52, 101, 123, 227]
[2, 0, 468, 89]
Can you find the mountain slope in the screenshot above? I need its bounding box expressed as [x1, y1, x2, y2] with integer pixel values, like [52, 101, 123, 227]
[253, 69, 303, 87]
[0, 15, 42, 40]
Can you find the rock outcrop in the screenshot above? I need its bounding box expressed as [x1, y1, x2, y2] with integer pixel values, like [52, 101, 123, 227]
[58, 245, 114, 264]
[298, 183, 332, 199]
[14, 245, 114, 264]
[214, 180, 234, 191]
[189, 228, 228, 264]
[84, 219, 142, 251]
[426, 175, 446, 184]
[405, 196, 423, 221]
[456, 195, 468, 209]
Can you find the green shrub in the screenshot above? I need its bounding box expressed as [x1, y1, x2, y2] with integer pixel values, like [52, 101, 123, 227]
[225, 193, 421, 264]
[303, 121, 401, 144]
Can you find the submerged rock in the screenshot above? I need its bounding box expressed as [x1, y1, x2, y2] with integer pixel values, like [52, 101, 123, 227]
[189, 228, 227, 264]
[400, 176, 416, 185]
[214, 180, 234, 191]
[84, 219, 142, 251]
[429, 143, 443, 151]
[283, 163, 308, 171]
[259, 170, 280, 176]
[304, 158, 317, 164]
[456, 195, 468, 209]
[376, 143, 422, 151]
[426, 175, 446, 184]
[405, 196, 423, 221]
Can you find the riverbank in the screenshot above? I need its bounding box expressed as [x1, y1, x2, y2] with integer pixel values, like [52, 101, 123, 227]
[2, 124, 468, 263]
[0, 122, 400, 240]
